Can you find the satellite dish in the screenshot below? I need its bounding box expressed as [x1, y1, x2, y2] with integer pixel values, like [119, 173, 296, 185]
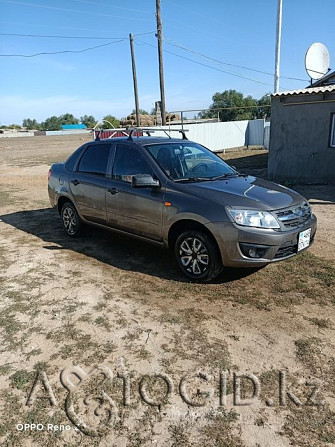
[305, 42, 330, 80]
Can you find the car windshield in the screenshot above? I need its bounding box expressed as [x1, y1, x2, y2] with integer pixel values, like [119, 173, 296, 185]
[144, 142, 237, 181]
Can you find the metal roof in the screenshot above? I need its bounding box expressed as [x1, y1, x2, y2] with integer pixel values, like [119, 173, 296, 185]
[61, 124, 87, 129]
[310, 70, 335, 87]
[272, 84, 335, 97]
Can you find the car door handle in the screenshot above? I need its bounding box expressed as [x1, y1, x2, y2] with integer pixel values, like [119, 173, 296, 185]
[107, 187, 119, 195]
[71, 179, 80, 186]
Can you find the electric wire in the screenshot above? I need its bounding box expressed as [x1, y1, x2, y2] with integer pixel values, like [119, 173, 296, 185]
[0, 31, 156, 40]
[71, 0, 150, 15]
[137, 40, 275, 87]
[0, 0, 152, 21]
[0, 39, 127, 57]
[164, 37, 307, 82]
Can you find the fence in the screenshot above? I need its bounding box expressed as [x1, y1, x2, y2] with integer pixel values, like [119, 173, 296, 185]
[153, 119, 268, 152]
[0, 120, 270, 150]
[0, 131, 35, 138]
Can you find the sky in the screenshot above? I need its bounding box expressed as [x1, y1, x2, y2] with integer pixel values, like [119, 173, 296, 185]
[0, 0, 334, 125]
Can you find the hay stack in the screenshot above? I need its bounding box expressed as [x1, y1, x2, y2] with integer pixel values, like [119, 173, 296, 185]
[120, 112, 181, 127]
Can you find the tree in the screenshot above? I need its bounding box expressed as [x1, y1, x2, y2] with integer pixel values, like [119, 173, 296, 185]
[22, 118, 40, 130]
[101, 115, 120, 128]
[59, 113, 79, 125]
[199, 90, 258, 122]
[80, 115, 97, 128]
[41, 116, 62, 131]
[256, 94, 271, 119]
[131, 108, 149, 115]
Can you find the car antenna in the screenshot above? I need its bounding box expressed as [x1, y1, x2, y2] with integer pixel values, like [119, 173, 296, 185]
[95, 129, 102, 141]
[179, 130, 188, 140]
[127, 128, 134, 141]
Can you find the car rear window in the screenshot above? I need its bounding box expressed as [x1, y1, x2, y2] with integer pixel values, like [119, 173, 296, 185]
[65, 146, 85, 171]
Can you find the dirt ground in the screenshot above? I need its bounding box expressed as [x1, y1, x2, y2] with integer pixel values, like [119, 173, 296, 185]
[0, 135, 334, 447]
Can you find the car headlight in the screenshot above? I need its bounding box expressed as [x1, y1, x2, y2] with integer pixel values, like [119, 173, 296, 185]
[227, 209, 280, 229]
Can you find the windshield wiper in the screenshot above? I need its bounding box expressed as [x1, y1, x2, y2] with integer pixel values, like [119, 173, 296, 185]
[211, 173, 238, 180]
[174, 177, 213, 183]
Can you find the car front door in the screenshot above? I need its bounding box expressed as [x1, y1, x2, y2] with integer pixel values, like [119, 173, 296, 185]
[69, 143, 113, 224]
[106, 143, 164, 241]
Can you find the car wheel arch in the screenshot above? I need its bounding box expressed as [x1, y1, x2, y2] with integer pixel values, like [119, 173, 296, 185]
[57, 196, 76, 215]
[168, 219, 219, 253]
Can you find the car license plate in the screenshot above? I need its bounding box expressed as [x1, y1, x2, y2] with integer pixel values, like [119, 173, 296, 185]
[298, 228, 311, 252]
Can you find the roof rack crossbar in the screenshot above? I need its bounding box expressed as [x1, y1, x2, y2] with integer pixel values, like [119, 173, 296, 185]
[93, 127, 189, 141]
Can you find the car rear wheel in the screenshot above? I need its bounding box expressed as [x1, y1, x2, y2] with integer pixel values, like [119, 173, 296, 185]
[61, 202, 82, 237]
[174, 230, 222, 282]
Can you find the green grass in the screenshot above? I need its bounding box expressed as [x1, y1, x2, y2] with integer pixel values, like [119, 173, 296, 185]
[10, 370, 33, 390]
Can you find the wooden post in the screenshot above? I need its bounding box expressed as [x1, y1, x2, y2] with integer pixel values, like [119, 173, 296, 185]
[156, 0, 166, 125]
[129, 33, 140, 127]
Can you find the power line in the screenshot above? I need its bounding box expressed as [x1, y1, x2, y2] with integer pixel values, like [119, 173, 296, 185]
[0, 39, 127, 57]
[164, 37, 307, 82]
[164, 0, 235, 31]
[0, 33, 125, 40]
[0, 0, 152, 21]
[162, 2, 306, 83]
[0, 20, 138, 34]
[0, 31, 155, 40]
[72, 0, 151, 15]
[171, 105, 272, 114]
[137, 40, 275, 87]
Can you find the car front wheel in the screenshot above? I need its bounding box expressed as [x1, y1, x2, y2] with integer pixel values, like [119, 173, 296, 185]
[61, 202, 82, 237]
[174, 230, 222, 282]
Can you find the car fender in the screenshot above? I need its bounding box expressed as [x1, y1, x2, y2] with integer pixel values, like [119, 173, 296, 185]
[162, 211, 211, 245]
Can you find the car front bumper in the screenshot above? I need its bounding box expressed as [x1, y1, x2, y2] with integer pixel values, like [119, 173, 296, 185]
[206, 214, 317, 267]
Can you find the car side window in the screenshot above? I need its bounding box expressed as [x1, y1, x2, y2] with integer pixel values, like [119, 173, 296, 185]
[77, 144, 111, 176]
[112, 144, 154, 183]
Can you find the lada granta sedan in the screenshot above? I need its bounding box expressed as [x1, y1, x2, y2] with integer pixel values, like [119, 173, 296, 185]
[48, 132, 317, 282]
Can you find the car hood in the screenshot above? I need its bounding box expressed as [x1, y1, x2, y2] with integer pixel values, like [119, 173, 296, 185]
[178, 175, 305, 210]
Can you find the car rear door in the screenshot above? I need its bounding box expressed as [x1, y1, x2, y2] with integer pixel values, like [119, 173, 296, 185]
[69, 143, 114, 224]
[106, 142, 164, 241]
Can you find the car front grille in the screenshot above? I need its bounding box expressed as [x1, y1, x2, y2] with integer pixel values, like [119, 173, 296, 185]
[275, 241, 296, 259]
[275, 202, 312, 229]
[275, 231, 315, 259]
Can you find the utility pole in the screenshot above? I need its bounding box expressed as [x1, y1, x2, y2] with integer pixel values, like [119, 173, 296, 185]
[274, 0, 283, 93]
[156, 0, 166, 125]
[129, 33, 140, 127]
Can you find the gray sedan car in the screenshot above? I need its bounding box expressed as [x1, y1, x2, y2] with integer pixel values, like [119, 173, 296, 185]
[48, 132, 317, 281]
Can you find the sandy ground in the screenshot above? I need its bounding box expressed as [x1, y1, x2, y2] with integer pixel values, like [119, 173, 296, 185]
[0, 135, 334, 447]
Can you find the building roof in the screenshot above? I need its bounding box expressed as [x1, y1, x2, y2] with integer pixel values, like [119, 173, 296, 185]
[61, 124, 87, 130]
[310, 70, 335, 87]
[272, 84, 335, 97]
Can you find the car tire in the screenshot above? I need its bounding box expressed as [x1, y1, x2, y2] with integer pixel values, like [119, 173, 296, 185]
[61, 202, 82, 237]
[174, 230, 222, 282]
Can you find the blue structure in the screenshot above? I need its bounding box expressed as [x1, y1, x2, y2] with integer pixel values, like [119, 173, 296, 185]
[61, 124, 87, 130]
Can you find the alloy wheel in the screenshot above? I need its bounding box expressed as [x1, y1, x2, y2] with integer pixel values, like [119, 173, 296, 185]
[179, 237, 209, 275]
[62, 206, 77, 235]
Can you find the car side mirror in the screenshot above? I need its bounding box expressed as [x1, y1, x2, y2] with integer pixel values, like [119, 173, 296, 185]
[131, 174, 160, 188]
